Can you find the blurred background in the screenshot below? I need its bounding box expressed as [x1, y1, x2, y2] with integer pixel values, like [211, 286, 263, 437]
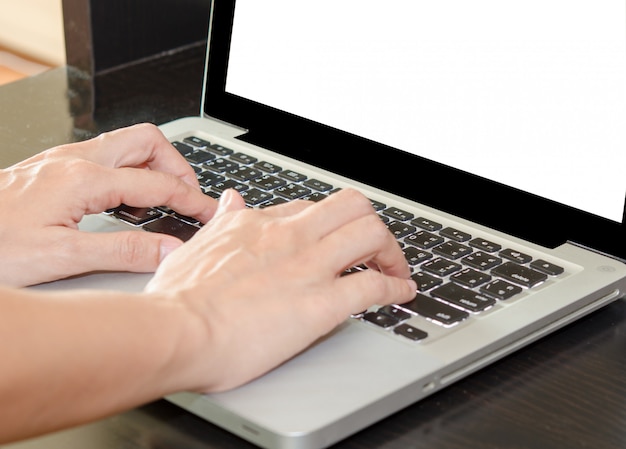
[0, 0, 65, 85]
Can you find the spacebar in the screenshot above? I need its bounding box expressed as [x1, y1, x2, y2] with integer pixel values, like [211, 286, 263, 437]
[143, 216, 200, 242]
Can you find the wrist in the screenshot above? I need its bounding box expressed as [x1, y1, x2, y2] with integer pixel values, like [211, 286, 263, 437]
[141, 289, 219, 395]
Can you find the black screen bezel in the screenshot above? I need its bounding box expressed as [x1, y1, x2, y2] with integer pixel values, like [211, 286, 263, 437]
[203, 0, 625, 260]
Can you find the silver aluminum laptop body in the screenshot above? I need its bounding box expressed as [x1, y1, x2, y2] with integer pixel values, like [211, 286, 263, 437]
[34, 1, 626, 448]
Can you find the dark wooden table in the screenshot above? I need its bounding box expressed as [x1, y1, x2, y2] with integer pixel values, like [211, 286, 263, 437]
[1, 46, 626, 449]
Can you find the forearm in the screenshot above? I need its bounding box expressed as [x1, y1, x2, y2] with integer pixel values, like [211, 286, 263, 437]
[0, 286, 198, 443]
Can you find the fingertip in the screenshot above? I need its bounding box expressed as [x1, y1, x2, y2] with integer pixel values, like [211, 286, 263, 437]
[215, 189, 246, 216]
[159, 235, 184, 263]
[402, 278, 417, 301]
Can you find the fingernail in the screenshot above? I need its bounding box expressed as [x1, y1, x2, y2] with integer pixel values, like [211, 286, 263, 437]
[221, 189, 235, 204]
[216, 189, 234, 215]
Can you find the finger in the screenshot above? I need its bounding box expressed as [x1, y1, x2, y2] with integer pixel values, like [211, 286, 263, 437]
[256, 198, 313, 218]
[62, 124, 200, 188]
[58, 230, 184, 276]
[212, 190, 313, 220]
[87, 166, 218, 223]
[213, 189, 247, 218]
[331, 269, 417, 318]
[289, 188, 375, 240]
[315, 213, 411, 279]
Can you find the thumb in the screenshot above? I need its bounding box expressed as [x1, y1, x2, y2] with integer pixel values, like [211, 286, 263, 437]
[69, 230, 184, 274]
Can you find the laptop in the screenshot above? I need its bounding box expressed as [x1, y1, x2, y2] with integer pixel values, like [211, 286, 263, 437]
[34, 1, 626, 448]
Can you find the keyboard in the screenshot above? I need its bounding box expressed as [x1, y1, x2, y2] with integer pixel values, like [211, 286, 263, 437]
[107, 135, 566, 343]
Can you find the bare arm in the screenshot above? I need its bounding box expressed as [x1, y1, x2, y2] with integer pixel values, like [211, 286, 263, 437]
[0, 287, 193, 441]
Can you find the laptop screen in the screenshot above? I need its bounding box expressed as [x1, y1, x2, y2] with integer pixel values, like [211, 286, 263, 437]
[225, 0, 626, 224]
[203, 0, 626, 260]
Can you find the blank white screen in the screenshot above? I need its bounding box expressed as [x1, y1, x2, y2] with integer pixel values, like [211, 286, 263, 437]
[226, 1, 626, 222]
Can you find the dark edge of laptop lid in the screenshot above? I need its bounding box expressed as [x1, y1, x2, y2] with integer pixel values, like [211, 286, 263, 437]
[202, 0, 626, 262]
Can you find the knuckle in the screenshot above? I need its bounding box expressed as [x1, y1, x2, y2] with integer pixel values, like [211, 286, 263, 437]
[127, 122, 162, 141]
[338, 187, 366, 204]
[256, 220, 288, 252]
[366, 214, 392, 240]
[35, 156, 94, 186]
[96, 123, 160, 147]
[133, 122, 160, 134]
[93, 129, 114, 147]
[63, 159, 94, 181]
[361, 269, 389, 295]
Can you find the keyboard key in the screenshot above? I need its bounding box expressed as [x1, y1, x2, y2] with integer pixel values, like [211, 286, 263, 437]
[405, 230, 445, 249]
[186, 150, 216, 165]
[204, 157, 239, 173]
[227, 166, 264, 181]
[259, 198, 288, 208]
[469, 237, 502, 253]
[431, 283, 496, 313]
[302, 192, 328, 202]
[274, 183, 312, 200]
[113, 205, 162, 225]
[411, 271, 443, 291]
[230, 152, 258, 164]
[432, 241, 473, 259]
[240, 188, 274, 206]
[491, 262, 547, 288]
[183, 136, 211, 148]
[383, 206, 414, 222]
[362, 311, 399, 329]
[387, 221, 417, 239]
[530, 259, 564, 276]
[171, 141, 194, 156]
[155, 205, 174, 214]
[211, 179, 249, 193]
[172, 212, 200, 225]
[500, 248, 533, 264]
[143, 216, 199, 242]
[400, 293, 469, 326]
[254, 160, 282, 173]
[439, 227, 472, 242]
[342, 266, 364, 276]
[251, 174, 287, 190]
[393, 323, 428, 341]
[411, 217, 442, 231]
[378, 305, 412, 321]
[369, 199, 387, 211]
[279, 170, 307, 182]
[197, 171, 225, 187]
[403, 246, 432, 266]
[462, 251, 502, 270]
[304, 178, 334, 192]
[451, 268, 492, 288]
[204, 190, 221, 200]
[209, 144, 234, 156]
[480, 279, 523, 300]
[154, 206, 199, 225]
[421, 258, 463, 277]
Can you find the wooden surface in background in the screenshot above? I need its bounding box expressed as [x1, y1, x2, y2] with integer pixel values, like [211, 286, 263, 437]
[0, 46, 51, 86]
